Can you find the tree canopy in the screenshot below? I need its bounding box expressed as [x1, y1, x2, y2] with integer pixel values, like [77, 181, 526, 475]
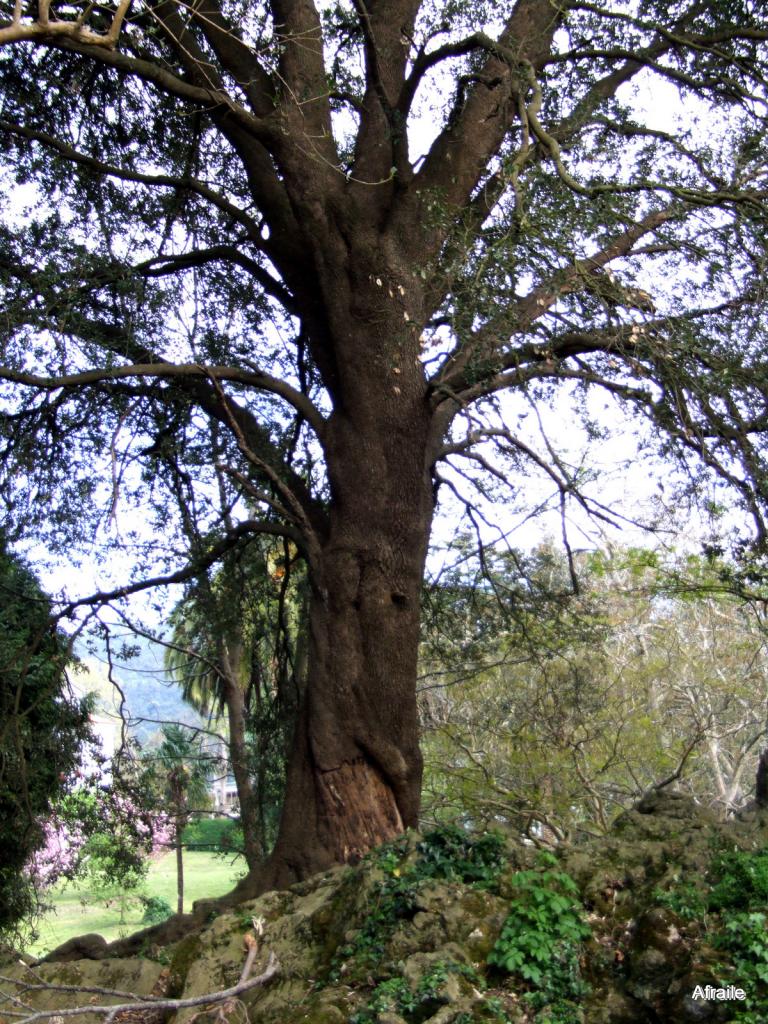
[0, 0, 767, 894]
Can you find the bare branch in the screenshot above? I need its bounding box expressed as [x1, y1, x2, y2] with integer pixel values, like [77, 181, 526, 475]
[53, 519, 302, 617]
[0, 0, 131, 48]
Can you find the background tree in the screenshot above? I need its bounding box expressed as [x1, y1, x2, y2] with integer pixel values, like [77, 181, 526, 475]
[57, 790, 153, 926]
[0, 0, 767, 897]
[146, 724, 216, 915]
[419, 546, 768, 839]
[0, 537, 91, 942]
[165, 536, 306, 867]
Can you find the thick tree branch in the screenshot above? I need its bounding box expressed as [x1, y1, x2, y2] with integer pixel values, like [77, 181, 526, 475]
[400, 30, 525, 118]
[0, 0, 131, 47]
[131, 248, 299, 315]
[348, 0, 416, 185]
[8, 35, 270, 141]
[0, 119, 263, 241]
[189, 0, 276, 116]
[0, 363, 325, 437]
[53, 521, 302, 616]
[269, 0, 337, 161]
[136, 0, 303, 271]
[143, 0, 224, 93]
[430, 206, 676, 399]
[406, 0, 561, 227]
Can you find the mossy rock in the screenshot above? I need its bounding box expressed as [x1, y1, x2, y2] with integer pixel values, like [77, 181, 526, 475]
[19, 811, 768, 1024]
[611, 792, 718, 844]
[167, 932, 204, 996]
[347, 950, 488, 1024]
[169, 863, 374, 1023]
[0, 957, 166, 1024]
[584, 987, 649, 1023]
[275, 988, 351, 1023]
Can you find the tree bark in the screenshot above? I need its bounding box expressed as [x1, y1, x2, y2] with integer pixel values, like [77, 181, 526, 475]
[755, 747, 768, 809]
[231, 362, 436, 892]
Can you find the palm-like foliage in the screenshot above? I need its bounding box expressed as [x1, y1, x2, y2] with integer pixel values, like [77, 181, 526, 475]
[150, 724, 215, 915]
[164, 537, 306, 865]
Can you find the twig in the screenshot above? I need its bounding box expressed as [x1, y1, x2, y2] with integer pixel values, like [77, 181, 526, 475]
[209, 918, 266, 1024]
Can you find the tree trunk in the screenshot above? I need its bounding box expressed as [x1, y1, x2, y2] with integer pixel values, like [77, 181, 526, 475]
[755, 747, 768, 808]
[221, 671, 264, 868]
[232, 381, 436, 894]
[175, 815, 185, 916]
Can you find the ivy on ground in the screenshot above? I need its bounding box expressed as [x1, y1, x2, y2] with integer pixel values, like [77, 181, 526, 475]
[650, 844, 768, 1023]
[328, 826, 506, 982]
[487, 852, 591, 1024]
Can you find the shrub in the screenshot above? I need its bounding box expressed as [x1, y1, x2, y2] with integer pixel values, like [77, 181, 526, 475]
[707, 849, 768, 1021]
[487, 853, 590, 1022]
[141, 895, 174, 924]
[181, 817, 244, 853]
[416, 825, 506, 888]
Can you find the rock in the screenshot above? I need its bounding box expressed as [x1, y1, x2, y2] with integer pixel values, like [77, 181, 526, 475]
[15, 807, 768, 1024]
[586, 987, 649, 1023]
[0, 943, 35, 968]
[625, 907, 690, 1010]
[39, 933, 109, 962]
[0, 957, 166, 1024]
[631, 907, 685, 952]
[635, 791, 713, 822]
[281, 988, 350, 1023]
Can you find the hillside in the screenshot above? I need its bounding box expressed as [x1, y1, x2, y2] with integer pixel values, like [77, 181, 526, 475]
[4, 792, 768, 1023]
[72, 633, 205, 747]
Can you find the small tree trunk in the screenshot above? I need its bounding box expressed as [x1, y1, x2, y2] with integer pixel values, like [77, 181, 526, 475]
[221, 671, 264, 868]
[175, 816, 185, 915]
[755, 747, 768, 808]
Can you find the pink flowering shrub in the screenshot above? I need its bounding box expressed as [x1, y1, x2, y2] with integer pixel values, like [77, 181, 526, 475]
[26, 763, 174, 895]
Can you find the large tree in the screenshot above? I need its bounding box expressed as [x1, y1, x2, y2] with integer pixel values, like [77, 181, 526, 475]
[0, 0, 767, 898]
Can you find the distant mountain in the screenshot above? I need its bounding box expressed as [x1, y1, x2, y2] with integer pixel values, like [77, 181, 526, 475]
[72, 632, 207, 747]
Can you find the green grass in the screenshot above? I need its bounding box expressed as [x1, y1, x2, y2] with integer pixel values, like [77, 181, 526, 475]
[27, 851, 245, 958]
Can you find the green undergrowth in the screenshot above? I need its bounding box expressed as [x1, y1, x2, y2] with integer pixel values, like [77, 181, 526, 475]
[327, 829, 591, 1024]
[650, 879, 707, 920]
[653, 844, 768, 1022]
[488, 852, 591, 1024]
[327, 825, 506, 983]
[349, 959, 488, 1024]
[710, 847, 768, 1022]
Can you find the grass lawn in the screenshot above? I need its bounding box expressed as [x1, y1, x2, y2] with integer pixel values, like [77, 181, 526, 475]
[27, 851, 245, 958]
